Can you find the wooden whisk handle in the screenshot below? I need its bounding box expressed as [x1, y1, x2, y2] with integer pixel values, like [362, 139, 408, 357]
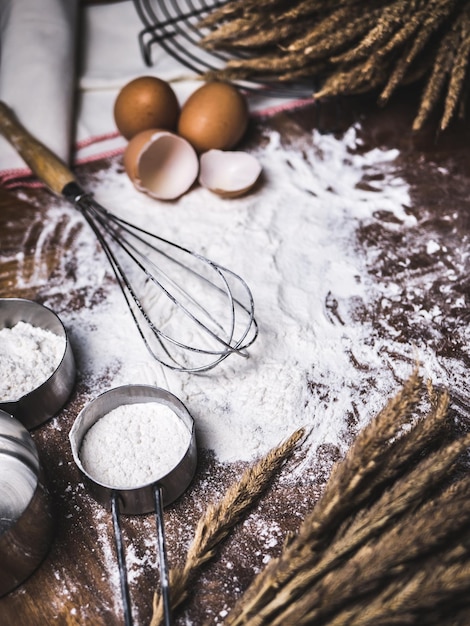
[0, 100, 76, 195]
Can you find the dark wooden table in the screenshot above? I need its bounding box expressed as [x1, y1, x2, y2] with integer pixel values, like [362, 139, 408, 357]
[1, 92, 469, 625]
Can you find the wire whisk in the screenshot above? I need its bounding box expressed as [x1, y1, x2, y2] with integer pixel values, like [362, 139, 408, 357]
[64, 183, 257, 372]
[0, 101, 258, 373]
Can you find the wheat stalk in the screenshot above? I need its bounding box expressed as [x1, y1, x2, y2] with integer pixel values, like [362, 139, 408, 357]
[411, 7, 463, 129]
[257, 427, 470, 624]
[290, 475, 470, 625]
[149, 427, 306, 626]
[146, 368, 469, 625]
[199, 0, 470, 130]
[332, 530, 470, 625]
[261, 439, 470, 625]
[378, 0, 458, 104]
[225, 368, 425, 624]
[440, 4, 470, 128]
[226, 373, 470, 626]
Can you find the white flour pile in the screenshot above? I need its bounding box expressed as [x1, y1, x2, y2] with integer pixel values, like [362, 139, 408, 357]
[0, 321, 65, 402]
[80, 402, 191, 489]
[14, 122, 465, 466]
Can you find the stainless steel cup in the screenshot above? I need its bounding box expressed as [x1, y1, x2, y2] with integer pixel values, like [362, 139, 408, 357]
[69, 384, 197, 626]
[0, 298, 76, 429]
[0, 410, 55, 596]
[69, 384, 197, 515]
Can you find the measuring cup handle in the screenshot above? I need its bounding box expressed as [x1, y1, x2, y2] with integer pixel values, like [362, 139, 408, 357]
[0, 100, 76, 195]
[111, 492, 133, 626]
[154, 484, 173, 626]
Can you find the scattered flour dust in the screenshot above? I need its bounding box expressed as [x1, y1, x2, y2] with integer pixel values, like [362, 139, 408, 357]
[21, 123, 459, 465]
[0, 321, 65, 402]
[80, 402, 191, 488]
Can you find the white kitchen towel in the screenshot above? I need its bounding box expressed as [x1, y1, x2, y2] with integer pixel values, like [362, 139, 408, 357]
[74, 0, 202, 164]
[0, 0, 79, 179]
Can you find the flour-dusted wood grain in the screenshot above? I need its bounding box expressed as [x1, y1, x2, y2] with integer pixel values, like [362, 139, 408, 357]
[1, 92, 470, 625]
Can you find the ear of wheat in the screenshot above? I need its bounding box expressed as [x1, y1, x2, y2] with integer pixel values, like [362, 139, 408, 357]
[225, 372, 470, 625]
[149, 368, 470, 625]
[199, 0, 470, 131]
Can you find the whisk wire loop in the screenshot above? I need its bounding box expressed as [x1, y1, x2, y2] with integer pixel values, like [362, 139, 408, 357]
[65, 186, 258, 372]
[101, 214, 238, 344]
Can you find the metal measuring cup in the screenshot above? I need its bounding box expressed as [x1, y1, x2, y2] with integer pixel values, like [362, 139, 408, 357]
[69, 384, 197, 626]
[0, 298, 76, 429]
[0, 409, 55, 596]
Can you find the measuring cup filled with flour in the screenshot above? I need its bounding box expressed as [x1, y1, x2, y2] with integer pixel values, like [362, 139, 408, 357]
[0, 298, 76, 429]
[69, 384, 197, 626]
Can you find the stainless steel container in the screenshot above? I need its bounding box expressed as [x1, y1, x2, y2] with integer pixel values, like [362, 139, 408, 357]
[69, 384, 197, 515]
[0, 410, 54, 596]
[0, 298, 76, 429]
[69, 384, 197, 626]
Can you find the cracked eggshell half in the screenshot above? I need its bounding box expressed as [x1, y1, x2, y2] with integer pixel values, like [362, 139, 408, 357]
[199, 149, 262, 198]
[124, 129, 199, 200]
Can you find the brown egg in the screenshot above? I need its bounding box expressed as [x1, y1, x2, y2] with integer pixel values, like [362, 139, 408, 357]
[114, 76, 180, 140]
[177, 81, 249, 153]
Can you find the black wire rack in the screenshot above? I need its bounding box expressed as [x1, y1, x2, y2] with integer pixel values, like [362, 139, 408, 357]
[132, 0, 314, 98]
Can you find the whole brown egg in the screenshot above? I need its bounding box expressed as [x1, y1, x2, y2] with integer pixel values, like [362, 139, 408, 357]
[114, 76, 180, 140]
[177, 81, 249, 153]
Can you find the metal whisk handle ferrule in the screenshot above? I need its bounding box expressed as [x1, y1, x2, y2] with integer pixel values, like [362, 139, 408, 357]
[62, 181, 90, 204]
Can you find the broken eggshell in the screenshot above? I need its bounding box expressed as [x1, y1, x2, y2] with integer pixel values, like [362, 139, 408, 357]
[124, 129, 199, 200]
[199, 149, 262, 198]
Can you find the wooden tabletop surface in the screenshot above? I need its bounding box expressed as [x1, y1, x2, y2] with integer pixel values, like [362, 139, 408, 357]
[1, 92, 469, 625]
